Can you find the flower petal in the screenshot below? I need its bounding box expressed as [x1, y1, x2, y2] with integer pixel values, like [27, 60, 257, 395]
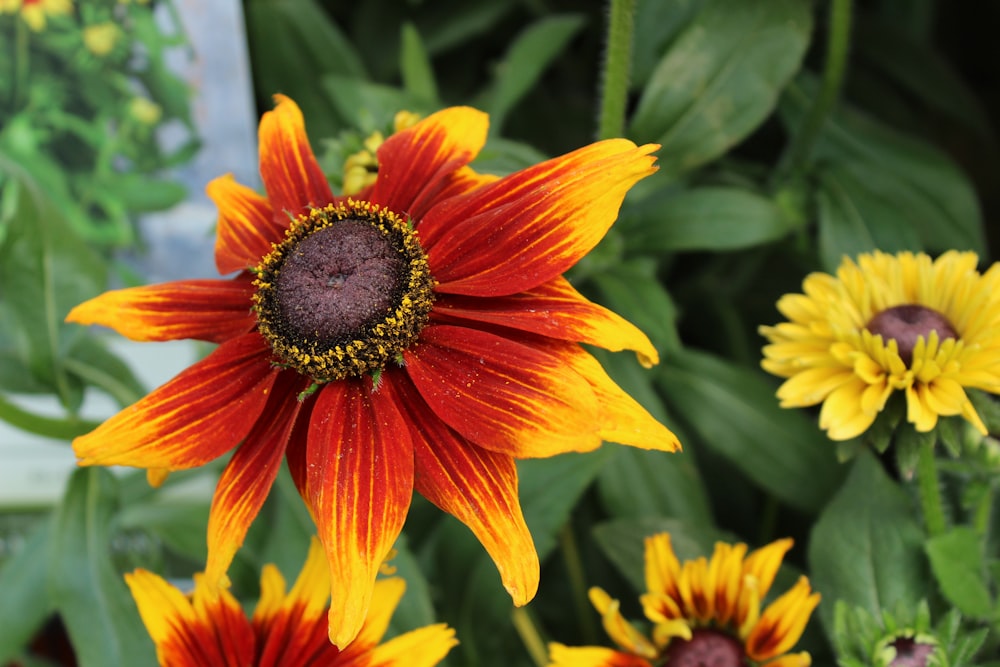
[66, 278, 255, 343]
[258, 95, 334, 218]
[404, 324, 602, 458]
[361, 623, 459, 667]
[125, 569, 255, 667]
[304, 379, 415, 648]
[421, 140, 658, 296]
[371, 106, 488, 219]
[204, 372, 310, 589]
[745, 576, 820, 661]
[433, 276, 659, 367]
[73, 333, 277, 469]
[548, 643, 655, 667]
[207, 174, 285, 274]
[384, 373, 539, 606]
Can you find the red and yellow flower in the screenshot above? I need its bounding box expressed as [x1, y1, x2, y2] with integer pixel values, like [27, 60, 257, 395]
[548, 533, 820, 667]
[68, 95, 679, 646]
[126, 537, 457, 666]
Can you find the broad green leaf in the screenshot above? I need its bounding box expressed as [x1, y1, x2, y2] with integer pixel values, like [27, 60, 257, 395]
[592, 517, 718, 592]
[480, 15, 586, 133]
[632, 0, 707, 87]
[808, 451, 929, 636]
[320, 75, 423, 132]
[400, 23, 439, 106]
[620, 186, 798, 253]
[815, 163, 922, 271]
[0, 519, 54, 664]
[472, 137, 550, 177]
[588, 260, 682, 356]
[244, 0, 366, 140]
[925, 527, 993, 619]
[658, 349, 845, 512]
[630, 0, 812, 175]
[591, 349, 712, 525]
[48, 468, 156, 667]
[0, 393, 99, 439]
[782, 77, 985, 254]
[384, 532, 438, 638]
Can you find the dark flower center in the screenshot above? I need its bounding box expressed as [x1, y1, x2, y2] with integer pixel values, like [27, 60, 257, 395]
[662, 629, 746, 667]
[865, 304, 957, 367]
[887, 636, 936, 667]
[253, 201, 435, 383]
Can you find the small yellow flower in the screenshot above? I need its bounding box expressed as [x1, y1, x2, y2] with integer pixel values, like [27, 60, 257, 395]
[83, 22, 119, 56]
[548, 533, 820, 667]
[0, 0, 72, 32]
[760, 250, 1000, 441]
[342, 111, 422, 196]
[128, 97, 162, 125]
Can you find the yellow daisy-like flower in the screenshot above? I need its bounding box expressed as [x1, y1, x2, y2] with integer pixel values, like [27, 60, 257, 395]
[548, 533, 820, 667]
[760, 250, 1000, 441]
[0, 0, 72, 31]
[126, 537, 458, 667]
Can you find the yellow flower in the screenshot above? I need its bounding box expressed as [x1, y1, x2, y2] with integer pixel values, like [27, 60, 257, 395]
[0, 0, 72, 32]
[126, 537, 458, 666]
[548, 533, 820, 667]
[342, 110, 422, 196]
[83, 22, 119, 56]
[760, 250, 1000, 441]
[128, 97, 162, 125]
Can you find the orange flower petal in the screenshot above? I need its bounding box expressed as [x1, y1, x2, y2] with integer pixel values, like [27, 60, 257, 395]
[125, 569, 255, 667]
[361, 623, 459, 667]
[745, 576, 820, 661]
[207, 174, 286, 274]
[433, 276, 659, 367]
[371, 106, 488, 219]
[337, 577, 406, 656]
[404, 324, 602, 458]
[385, 373, 539, 606]
[258, 95, 334, 219]
[304, 379, 414, 648]
[422, 140, 658, 296]
[548, 643, 655, 667]
[72, 333, 277, 469]
[66, 278, 255, 343]
[204, 372, 310, 589]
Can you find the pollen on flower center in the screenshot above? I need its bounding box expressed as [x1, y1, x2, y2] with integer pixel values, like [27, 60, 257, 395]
[865, 304, 957, 367]
[662, 628, 745, 667]
[253, 200, 436, 383]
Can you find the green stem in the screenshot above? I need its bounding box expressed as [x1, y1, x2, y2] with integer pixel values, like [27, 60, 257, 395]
[559, 522, 599, 644]
[596, 0, 636, 140]
[774, 0, 852, 179]
[916, 441, 947, 537]
[511, 607, 548, 667]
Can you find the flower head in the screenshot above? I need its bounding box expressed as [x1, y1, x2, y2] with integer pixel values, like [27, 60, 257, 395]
[83, 22, 120, 56]
[0, 0, 72, 31]
[67, 95, 679, 646]
[760, 250, 1000, 441]
[126, 537, 457, 666]
[548, 533, 820, 667]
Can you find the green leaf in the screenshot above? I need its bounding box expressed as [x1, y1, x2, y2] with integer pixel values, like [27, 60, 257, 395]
[480, 14, 586, 133]
[399, 23, 439, 106]
[658, 349, 846, 512]
[808, 451, 929, 636]
[782, 77, 985, 255]
[0, 519, 54, 664]
[630, 0, 812, 175]
[588, 260, 682, 356]
[320, 75, 422, 132]
[925, 527, 993, 619]
[0, 393, 100, 439]
[97, 173, 187, 214]
[632, 0, 707, 87]
[385, 532, 438, 638]
[48, 468, 156, 667]
[63, 335, 147, 408]
[620, 186, 798, 253]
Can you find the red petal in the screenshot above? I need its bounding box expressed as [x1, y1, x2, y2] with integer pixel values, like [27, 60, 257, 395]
[72, 333, 278, 469]
[66, 278, 255, 343]
[204, 372, 310, 588]
[421, 140, 658, 296]
[433, 276, 659, 367]
[304, 379, 414, 648]
[404, 324, 602, 458]
[385, 374, 539, 606]
[370, 107, 488, 219]
[258, 95, 334, 219]
[207, 174, 286, 274]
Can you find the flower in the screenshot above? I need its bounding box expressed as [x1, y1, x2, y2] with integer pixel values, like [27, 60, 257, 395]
[760, 250, 1000, 441]
[342, 111, 422, 196]
[128, 96, 162, 125]
[548, 533, 820, 667]
[0, 0, 72, 31]
[125, 537, 457, 666]
[83, 22, 120, 56]
[67, 95, 680, 646]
